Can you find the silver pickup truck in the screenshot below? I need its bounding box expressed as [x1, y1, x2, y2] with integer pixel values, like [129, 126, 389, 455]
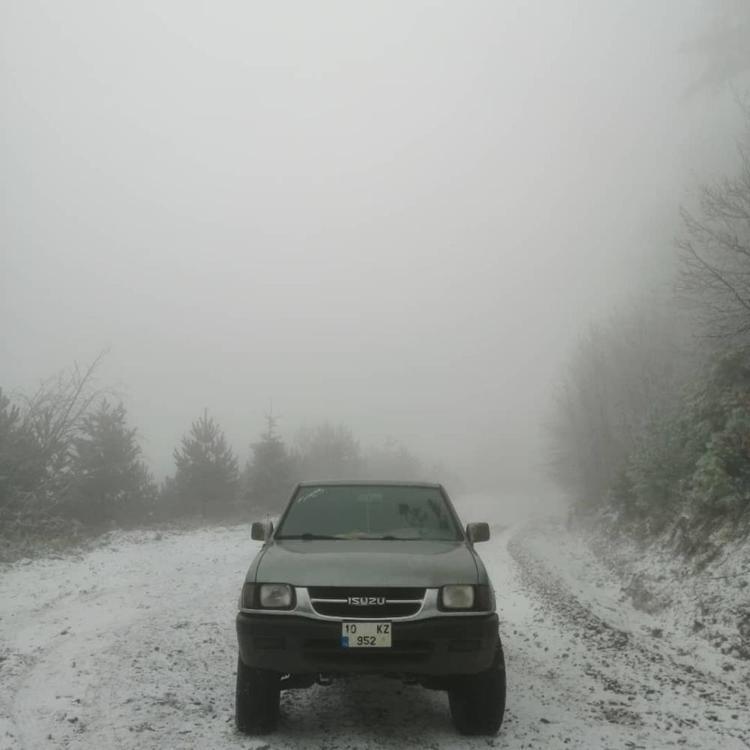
[235, 481, 506, 735]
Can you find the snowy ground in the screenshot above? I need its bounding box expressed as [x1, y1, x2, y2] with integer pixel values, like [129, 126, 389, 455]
[1, 500, 748, 750]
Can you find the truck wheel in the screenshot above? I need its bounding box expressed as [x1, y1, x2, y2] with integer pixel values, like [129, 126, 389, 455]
[235, 655, 281, 734]
[448, 639, 506, 735]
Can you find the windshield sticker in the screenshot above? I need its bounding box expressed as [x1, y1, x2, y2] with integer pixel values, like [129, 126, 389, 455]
[297, 487, 326, 504]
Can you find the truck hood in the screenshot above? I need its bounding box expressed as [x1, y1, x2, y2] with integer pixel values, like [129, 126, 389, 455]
[250, 540, 483, 587]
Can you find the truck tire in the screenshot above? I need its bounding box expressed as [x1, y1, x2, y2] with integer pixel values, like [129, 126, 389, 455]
[448, 639, 506, 735]
[235, 655, 281, 734]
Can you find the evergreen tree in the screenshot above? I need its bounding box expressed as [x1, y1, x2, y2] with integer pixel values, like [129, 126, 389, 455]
[64, 399, 156, 527]
[0, 388, 41, 513]
[243, 414, 296, 512]
[365, 438, 422, 480]
[607, 350, 750, 541]
[174, 409, 239, 518]
[295, 423, 363, 480]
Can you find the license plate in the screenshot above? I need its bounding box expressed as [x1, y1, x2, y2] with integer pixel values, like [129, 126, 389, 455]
[341, 621, 392, 648]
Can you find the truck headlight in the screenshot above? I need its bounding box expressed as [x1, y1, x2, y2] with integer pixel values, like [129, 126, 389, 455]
[240, 582, 295, 610]
[259, 583, 294, 609]
[440, 584, 475, 610]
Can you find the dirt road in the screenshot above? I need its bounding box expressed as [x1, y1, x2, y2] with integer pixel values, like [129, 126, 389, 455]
[1, 514, 747, 749]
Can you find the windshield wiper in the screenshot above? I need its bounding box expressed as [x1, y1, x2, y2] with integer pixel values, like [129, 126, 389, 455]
[276, 533, 447, 541]
[379, 536, 456, 541]
[345, 534, 422, 540]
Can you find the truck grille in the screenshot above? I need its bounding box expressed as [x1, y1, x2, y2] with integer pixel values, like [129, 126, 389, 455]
[307, 587, 426, 619]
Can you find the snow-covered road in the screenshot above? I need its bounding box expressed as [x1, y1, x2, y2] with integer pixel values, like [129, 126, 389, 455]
[1, 513, 748, 749]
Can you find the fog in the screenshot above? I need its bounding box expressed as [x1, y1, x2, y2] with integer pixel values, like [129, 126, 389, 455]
[0, 0, 743, 489]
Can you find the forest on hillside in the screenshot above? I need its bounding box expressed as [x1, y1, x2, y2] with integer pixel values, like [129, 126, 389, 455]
[0, 369, 434, 558]
[549, 107, 750, 555]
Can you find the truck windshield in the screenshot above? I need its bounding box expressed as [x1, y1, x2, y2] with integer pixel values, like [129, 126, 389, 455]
[275, 485, 463, 541]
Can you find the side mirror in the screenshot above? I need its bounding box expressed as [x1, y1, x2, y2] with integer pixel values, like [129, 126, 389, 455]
[466, 522, 490, 543]
[251, 520, 274, 541]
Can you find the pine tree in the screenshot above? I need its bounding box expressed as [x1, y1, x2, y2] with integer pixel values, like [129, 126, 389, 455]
[365, 438, 421, 480]
[243, 413, 296, 512]
[295, 423, 363, 480]
[0, 388, 40, 512]
[173, 409, 239, 518]
[65, 399, 156, 527]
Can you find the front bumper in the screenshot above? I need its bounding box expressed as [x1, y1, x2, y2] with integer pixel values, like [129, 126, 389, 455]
[236, 612, 499, 676]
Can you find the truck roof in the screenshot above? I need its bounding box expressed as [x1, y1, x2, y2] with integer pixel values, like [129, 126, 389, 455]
[296, 480, 443, 489]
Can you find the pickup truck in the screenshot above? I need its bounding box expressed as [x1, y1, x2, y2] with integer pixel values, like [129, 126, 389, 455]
[235, 481, 506, 735]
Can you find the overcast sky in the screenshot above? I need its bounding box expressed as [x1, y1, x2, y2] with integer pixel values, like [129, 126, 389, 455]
[1, 1, 744, 487]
